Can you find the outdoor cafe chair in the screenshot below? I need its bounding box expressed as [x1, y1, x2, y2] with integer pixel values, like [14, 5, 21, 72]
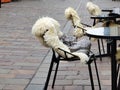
[43, 35, 101, 90]
[68, 14, 105, 61]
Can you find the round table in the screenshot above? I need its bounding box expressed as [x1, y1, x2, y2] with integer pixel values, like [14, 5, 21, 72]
[86, 26, 120, 90]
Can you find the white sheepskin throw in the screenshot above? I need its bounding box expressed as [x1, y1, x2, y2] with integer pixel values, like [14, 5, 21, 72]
[86, 2, 101, 16]
[32, 17, 63, 47]
[32, 16, 89, 63]
[65, 7, 84, 38]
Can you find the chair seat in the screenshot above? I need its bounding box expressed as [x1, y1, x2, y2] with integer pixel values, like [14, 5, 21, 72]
[61, 35, 91, 54]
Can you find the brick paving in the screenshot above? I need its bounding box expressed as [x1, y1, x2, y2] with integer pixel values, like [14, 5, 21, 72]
[0, 0, 120, 90]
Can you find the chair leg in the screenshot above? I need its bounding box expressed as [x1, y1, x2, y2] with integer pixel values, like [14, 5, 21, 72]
[52, 57, 60, 88]
[117, 64, 120, 78]
[118, 74, 120, 90]
[88, 63, 95, 90]
[107, 40, 111, 55]
[101, 39, 105, 54]
[43, 52, 56, 90]
[117, 64, 120, 90]
[93, 57, 101, 90]
[97, 39, 102, 61]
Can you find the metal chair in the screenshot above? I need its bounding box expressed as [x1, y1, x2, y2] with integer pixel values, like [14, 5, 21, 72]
[43, 40, 101, 90]
[32, 16, 101, 90]
[71, 19, 105, 61]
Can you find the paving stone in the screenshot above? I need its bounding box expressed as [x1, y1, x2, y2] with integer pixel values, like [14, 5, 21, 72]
[101, 80, 111, 85]
[0, 84, 5, 89]
[64, 86, 83, 90]
[0, 73, 15, 78]
[25, 85, 44, 90]
[101, 70, 111, 75]
[10, 69, 35, 75]
[34, 72, 48, 78]
[0, 66, 22, 69]
[0, 79, 29, 85]
[66, 75, 89, 80]
[3, 84, 26, 90]
[13, 62, 40, 67]
[47, 86, 63, 90]
[31, 78, 46, 85]
[21, 66, 38, 70]
[49, 80, 73, 86]
[84, 85, 111, 90]
[0, 69, 10, 74]
[15, 74, 33, 79]
[55, 71, 78, 76]
[38, 67, 49, 72]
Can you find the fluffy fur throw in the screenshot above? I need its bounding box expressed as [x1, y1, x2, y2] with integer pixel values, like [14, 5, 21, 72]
[65, 7, 84, 38]
[32, 17, 63, 47]
[86, 2, 101, 16]
[32, 17, 89, 63]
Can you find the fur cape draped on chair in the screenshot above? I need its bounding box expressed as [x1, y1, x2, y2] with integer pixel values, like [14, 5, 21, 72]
[32, 17, 89, 63]
[65, 7, 84, 38]
[86, 2, 101, 16]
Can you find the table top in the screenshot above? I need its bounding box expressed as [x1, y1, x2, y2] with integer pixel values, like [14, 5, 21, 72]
[91, 14, 120, 19]
[91, 7, 120, 19]
[86, 26, 120, 39]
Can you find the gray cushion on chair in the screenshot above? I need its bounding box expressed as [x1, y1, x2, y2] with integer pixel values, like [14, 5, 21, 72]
[60, 34, 77, 46]
[69, 36, 91, 54]
[61, 35, 91, 54]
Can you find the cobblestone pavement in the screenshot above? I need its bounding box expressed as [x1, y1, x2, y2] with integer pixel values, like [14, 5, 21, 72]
[0, 0, 120, 90]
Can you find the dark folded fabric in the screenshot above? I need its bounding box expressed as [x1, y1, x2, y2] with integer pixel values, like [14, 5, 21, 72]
[61, 35, 91, 54]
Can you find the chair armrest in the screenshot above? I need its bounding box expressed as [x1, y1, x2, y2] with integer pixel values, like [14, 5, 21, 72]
[81, 23, 92, 27]
[58, 47, 95, 64]
[58, 48, 77, 58]
[74, 25, 88, 31]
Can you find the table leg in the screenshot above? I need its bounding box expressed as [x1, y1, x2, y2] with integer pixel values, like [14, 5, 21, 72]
[111, 40, 117, 90]
[0, 0, 1, 8]
[118, 74, 120, 90]
[107, 40, 111, 55]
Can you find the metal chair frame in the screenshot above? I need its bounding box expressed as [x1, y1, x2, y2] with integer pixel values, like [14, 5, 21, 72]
[117, 63, 120, 90]
[43, 48, 101, 90]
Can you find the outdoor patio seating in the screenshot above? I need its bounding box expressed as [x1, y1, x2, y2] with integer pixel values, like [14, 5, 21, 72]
[31, 16, 101, 90]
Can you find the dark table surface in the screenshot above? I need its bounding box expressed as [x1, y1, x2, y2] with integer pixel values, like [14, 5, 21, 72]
[91, 7, 120, 25]
[86, 26, 120, 39]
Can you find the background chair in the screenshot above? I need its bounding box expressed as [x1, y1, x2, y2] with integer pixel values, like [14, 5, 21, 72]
[64, 6, 106, 61]
[71, 18, 105, 61]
